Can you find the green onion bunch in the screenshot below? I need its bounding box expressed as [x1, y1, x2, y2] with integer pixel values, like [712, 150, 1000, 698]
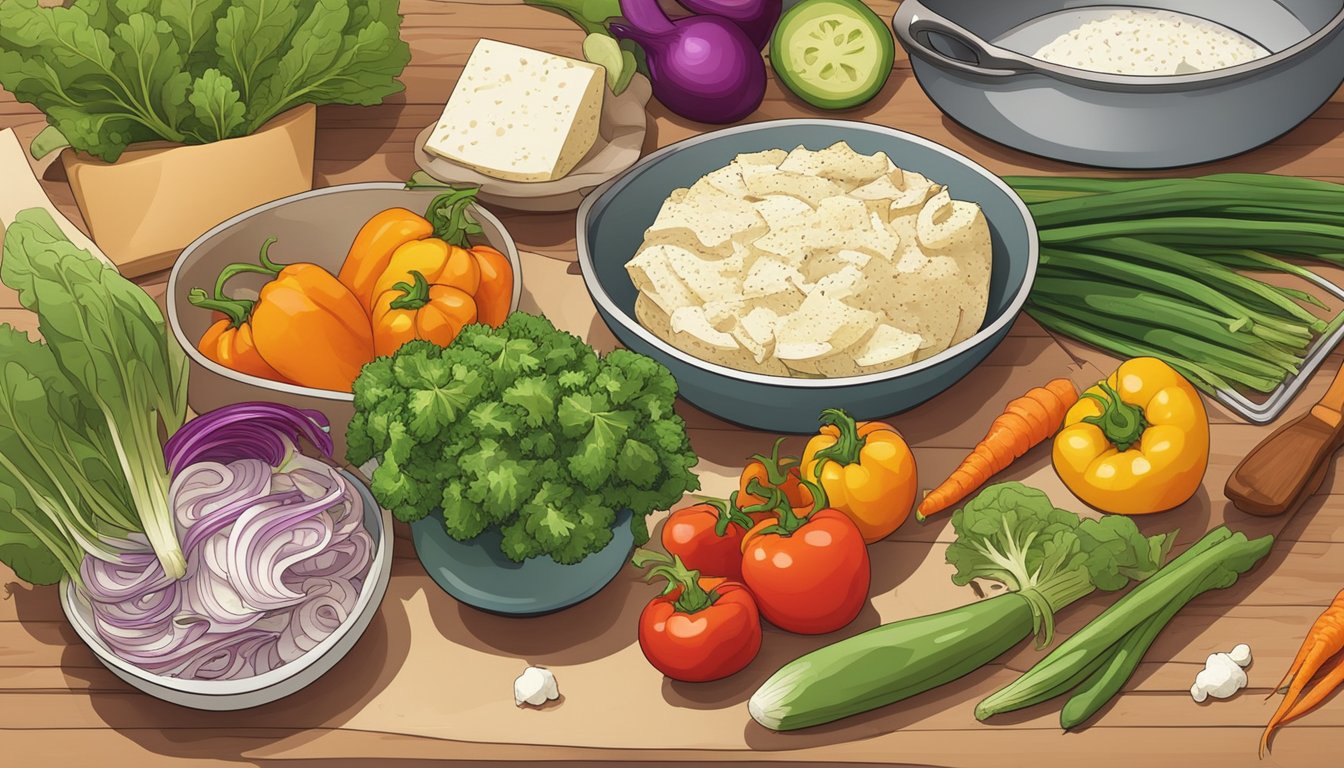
[1007, 174, 1344, 394]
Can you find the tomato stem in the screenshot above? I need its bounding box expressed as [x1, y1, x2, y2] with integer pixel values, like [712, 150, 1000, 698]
[748, 436, 796, 488]
[741, 477, 818, 537]
[811, 408, 865, 471]
[631, 548, 717, 614]
[1080, 380, 1148, 452]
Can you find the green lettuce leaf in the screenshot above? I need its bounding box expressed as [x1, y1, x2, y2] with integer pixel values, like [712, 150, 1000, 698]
[186, 67, 246, 141]
[1, 208, 187, 579]
[0, 0, 408, 159]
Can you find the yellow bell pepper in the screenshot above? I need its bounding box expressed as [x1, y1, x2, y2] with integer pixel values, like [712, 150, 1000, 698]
[800, 408, 918, 543]
[1052, 357, 1209, 515]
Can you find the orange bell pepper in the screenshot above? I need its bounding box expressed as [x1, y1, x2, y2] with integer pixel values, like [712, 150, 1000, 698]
[369, 239, 480, 310]
[800, 408, 918, 543]
[371, 271, 479, 357]
[339, 187, 513, 324]
[470, 244, 514, 326]
[187, 286, 290, 384]
[211, 238, 374, 392]
[737, 437, 812, 509]
[337, 207, 434, 311]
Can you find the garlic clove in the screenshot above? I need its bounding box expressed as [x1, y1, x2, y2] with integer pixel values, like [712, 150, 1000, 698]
[1229, 643, 1252, 667]
[514, 666, 560, 707]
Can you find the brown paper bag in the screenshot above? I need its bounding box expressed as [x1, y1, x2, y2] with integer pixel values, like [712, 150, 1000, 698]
[61, 104, 316, 277]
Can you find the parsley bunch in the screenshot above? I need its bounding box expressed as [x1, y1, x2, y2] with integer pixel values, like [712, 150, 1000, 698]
[346, 313, 701, 564]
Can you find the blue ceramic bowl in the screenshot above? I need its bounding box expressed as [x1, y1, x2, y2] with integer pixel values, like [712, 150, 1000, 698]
[410, 509, 634, 616]
[576, 119, 1038, 433]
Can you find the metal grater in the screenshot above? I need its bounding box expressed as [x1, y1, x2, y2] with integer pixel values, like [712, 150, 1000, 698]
[1214, 270, 1344, 423]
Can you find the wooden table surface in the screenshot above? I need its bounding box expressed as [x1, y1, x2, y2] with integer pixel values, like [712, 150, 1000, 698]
[3, 2, 1344, 766]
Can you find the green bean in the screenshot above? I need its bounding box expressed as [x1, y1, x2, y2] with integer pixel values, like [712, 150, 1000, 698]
[1198, 172, 1344, 193]
[1040, 302, 1296, 379]
[1004, 176, 1185, 194]
[1216, 206, 1344, 226]
[1059, 566, 1225, 730]
[1039, 249, 1313, 337]
[1014, 188, 1096, 205]
[1024, 305, 1257, 393]
[1071, 238, 1327, 331]
[1027, 182, 1344, 229]
[1030, 279, 1309, 364]
[1197, 250, 1328, 282]
[1042, 217, 1344, 255]
[977, 530, 1272, 722]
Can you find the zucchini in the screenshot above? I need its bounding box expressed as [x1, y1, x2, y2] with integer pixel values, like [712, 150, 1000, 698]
[749, 595, 1033, 731]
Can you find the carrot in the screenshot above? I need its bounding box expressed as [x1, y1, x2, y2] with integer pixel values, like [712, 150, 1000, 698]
[1261, 588, 1344, 756]
[916, 378, 1078, 521]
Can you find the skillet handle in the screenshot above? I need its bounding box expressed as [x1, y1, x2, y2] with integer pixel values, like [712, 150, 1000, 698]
[893, 0, 1038, 77]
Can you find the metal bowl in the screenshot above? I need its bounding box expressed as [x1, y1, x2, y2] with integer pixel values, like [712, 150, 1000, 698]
[167, 183, 522, 458]
[893, 0, 1344, 168]
[60, 469, 393, 711]
[576, 119, 1038, 434]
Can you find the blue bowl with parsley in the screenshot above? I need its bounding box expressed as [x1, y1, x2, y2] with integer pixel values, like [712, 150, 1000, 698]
[409, 509, 635, 616]
[576, 119, 1038, 433]
[347, 314, 700, 617]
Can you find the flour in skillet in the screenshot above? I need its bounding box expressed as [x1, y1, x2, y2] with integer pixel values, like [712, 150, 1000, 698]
[1032, 8, 1269, 76]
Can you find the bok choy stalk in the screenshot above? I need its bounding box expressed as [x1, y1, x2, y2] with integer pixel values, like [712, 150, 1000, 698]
[748, 483, 1175, 731]
[0, 208, 188, 582]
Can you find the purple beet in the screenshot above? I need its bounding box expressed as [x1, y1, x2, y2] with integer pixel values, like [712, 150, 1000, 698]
[676, 0, 782, 50]
[614, 0, 767, 124]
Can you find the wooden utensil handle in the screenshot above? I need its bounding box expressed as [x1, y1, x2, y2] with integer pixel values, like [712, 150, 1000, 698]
[1316, 369, 1344, 423]
[1226, 413, 1340, 517]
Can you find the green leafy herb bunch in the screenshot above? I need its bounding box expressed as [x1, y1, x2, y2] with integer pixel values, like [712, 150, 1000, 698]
[0, 0, 412, 161]
[346, 312, 702, 564]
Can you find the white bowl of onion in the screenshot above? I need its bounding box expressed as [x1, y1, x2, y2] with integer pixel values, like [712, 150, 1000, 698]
[58, 404, 393, 710]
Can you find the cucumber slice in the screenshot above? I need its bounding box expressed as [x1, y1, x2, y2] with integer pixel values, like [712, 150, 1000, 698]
[770, 0, 895, 110]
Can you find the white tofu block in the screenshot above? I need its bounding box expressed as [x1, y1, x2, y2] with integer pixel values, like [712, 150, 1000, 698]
[425, 39, 604, 182]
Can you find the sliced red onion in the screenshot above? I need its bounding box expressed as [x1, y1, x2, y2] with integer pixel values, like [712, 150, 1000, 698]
[173, 459, 281, 554]
[163, 402, 333, 475]
[77, 450, 372, 682]
[277, 576, 359, 662]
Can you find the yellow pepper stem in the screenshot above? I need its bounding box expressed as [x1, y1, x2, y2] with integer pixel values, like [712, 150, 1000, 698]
[812, 408, 865, 468]
[1080, 381, 1148, 452]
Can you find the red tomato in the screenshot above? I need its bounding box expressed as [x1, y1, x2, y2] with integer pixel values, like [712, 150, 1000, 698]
[740, 507, 871, 635]
[661, 499, 769, 582]
[634, 555, 762, 683]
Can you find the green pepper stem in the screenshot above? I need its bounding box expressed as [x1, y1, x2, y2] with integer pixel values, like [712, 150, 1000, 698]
[631, 548, 717, 614]
[811, 408, 866, 471]
[187, 288, 254, 328]
[1080, 380, 1148, 452]
[388, 270, 432, 311]
[424, 187, 483, 248]
[741, 477, 816, 537]
[211, 236, 286, 298]
[748, 436, 795, 488]
[684, 493, 755, 537]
